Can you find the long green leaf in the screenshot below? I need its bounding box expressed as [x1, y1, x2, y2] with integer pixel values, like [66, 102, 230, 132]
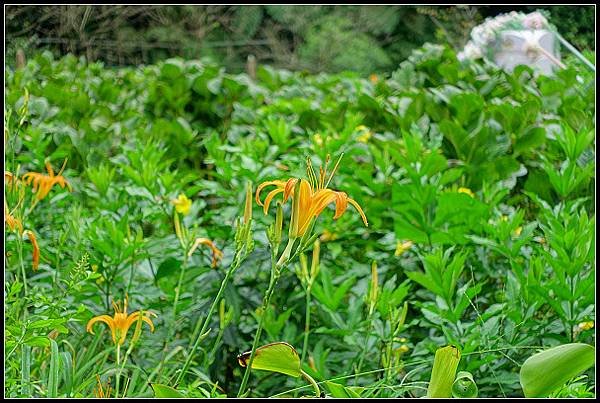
[520, 343, 595, 397]
[47, 339, 60, 398]
[60, 351, 73, 397]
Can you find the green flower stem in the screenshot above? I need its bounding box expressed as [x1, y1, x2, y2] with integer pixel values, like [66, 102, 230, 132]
[354, 316, 374, 385]
[300, 285, 312, 365]
[115, 343, 121, 396]
[16, 234, 28, 297]
[172, 254, 189, 324]
[237, 262, 282, 397]
[176, 254, 242, 385]
[301, 369, 320, 397]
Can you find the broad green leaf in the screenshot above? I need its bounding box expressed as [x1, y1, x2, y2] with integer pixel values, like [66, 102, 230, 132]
[24, 336, 51, 348]
[155, 257, 182, 281]
[427, 345, 461, 398]
[520, 343, 595, 398]
[237, 342, 301, 378]
[151, 383, 185, 398]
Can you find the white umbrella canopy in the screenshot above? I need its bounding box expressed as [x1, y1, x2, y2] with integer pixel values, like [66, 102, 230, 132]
[494, 29, 560, 75]
[456, 10, 592, 76]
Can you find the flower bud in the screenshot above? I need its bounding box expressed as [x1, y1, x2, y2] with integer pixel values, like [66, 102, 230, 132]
[310, 240, 320, 284]
[244, 181, 253, 225]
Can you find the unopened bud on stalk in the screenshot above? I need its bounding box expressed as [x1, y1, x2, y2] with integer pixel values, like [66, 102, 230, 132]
[299, 253, 309, 285]
[368, 260, 378, 315]
[244, 181, 253, 225]
[173, 211, 185, 248]
[130, 314, 144, 345]
[310, 240, 320, 283]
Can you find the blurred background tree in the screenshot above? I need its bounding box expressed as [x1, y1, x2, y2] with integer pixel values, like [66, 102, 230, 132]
[5, 5, 595, 74]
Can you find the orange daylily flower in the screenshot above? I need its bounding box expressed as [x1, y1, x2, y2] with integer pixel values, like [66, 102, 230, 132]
[86, 296, 156, 346]
[22, 230, 40, 271]
[188, 237, 224, 268]
[255, 155, 368, 238]
[22, 158, 72, 201]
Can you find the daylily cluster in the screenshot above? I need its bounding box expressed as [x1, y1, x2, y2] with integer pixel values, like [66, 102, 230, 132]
[256, 154, 368, 249]
[5, 171, 40, 270]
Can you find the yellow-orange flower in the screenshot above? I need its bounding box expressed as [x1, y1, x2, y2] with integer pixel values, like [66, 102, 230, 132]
[578, 321, 594, 331]
[86, 296, 156, 346]
[255, 155, 368, 238]
[369, 74, 379, 84]
[171, 194, 192, 215]
[320, 228, 338, 242]
[395, 240, 413, 257]
[188, 237, 224, 268]
[22, 159, 72, 201]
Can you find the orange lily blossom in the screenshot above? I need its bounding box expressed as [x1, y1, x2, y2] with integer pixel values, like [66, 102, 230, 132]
[188, 237, 224, 268]
[5, 200, 23, 234]
[255, 154, 368, 238]
[22, 158, 72, 201]
[86, 296, 156, 346]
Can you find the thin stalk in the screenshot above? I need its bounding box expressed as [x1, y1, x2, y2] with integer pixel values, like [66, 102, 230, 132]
[172, 255, 189, 324]
[301, 369, 320, 397]
[569, 274, 575, 342]
[237, 263, 282, 397]
[115, 343, 121, 396]
[354, 317, 374, 385]
[16, 234, 28, 296]
[300, 285, 312, 365]
[126, 247, 136, 296]
[156, 253, 189, 379]
[555, 32, 596, 72]
[176, 255, 241, 385]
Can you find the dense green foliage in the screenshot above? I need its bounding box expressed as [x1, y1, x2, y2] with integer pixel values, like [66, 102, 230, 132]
[6, 5, 595, 73]
[4, 44, 596, 398]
